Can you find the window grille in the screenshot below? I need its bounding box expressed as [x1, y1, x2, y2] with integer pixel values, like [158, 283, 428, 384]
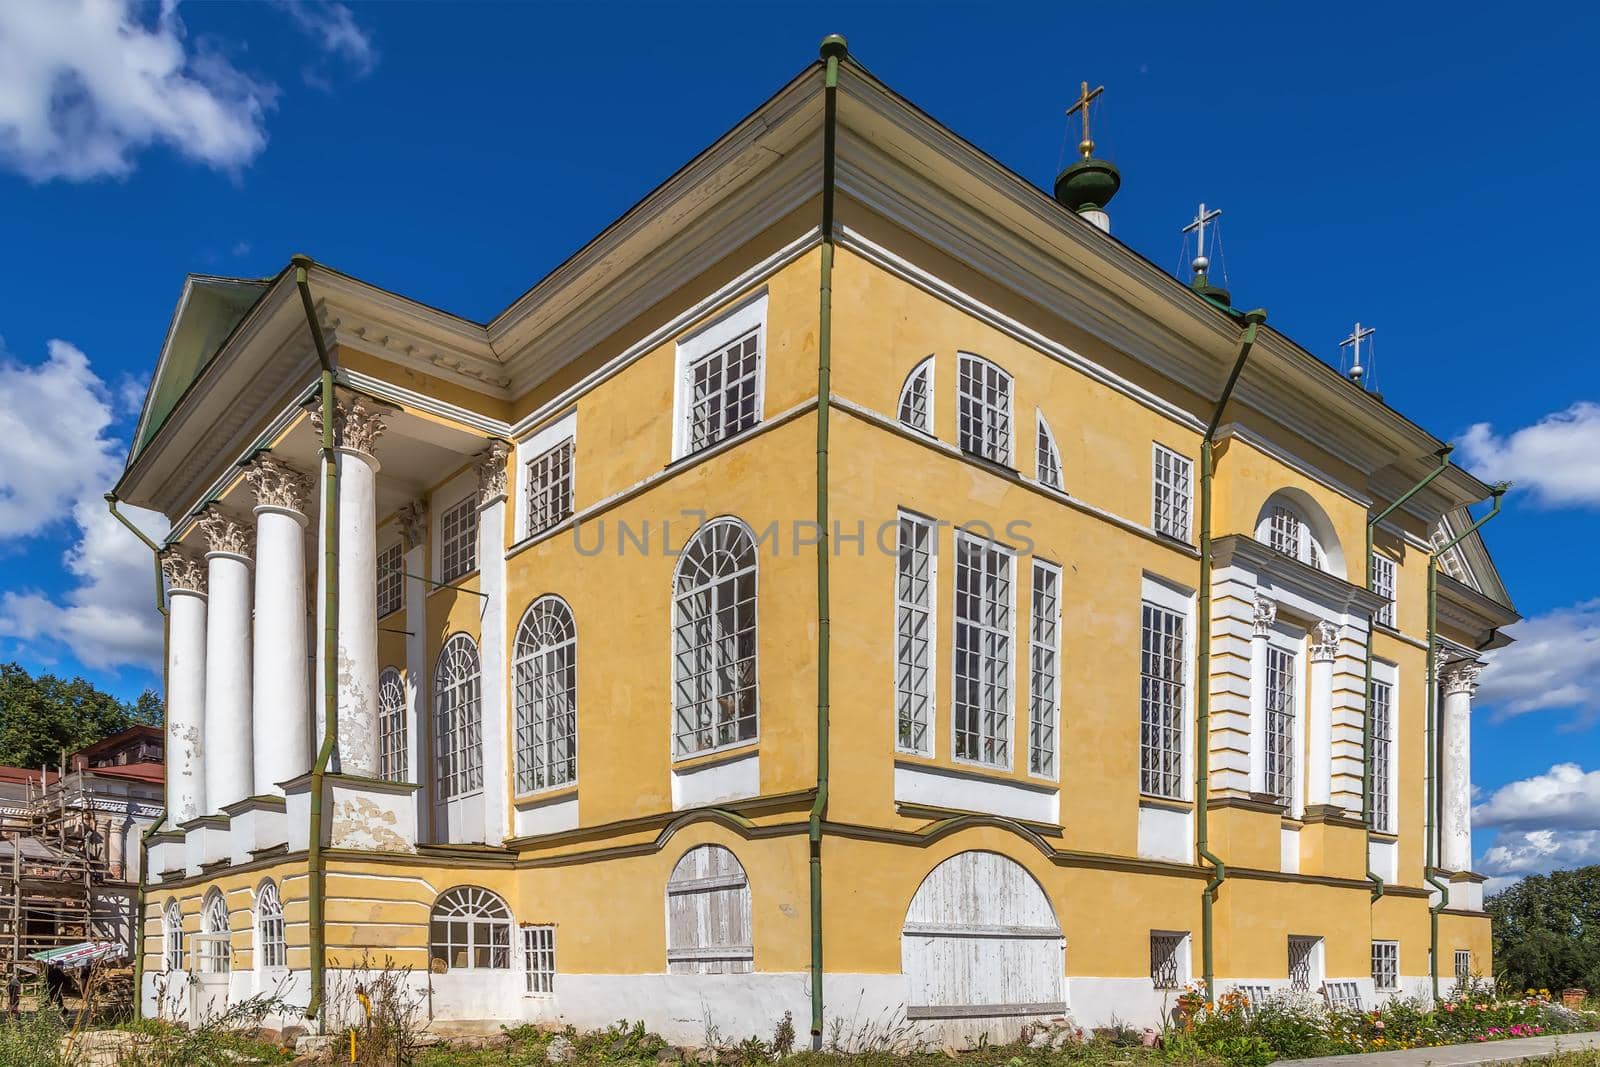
[440, 496, 478, 582]
[1029, 562, 1060, 777]
[685, 329, 760, 454]
[1152, 445, 1192, 540]
[1139, 601, 1186, 798]
[1454, 949, 1471, 980]
[433, 635, 483, 800]
[895, 516, 935, 755]
[672, 520, 759, 757]
[1150, 932, 1185, 989]
[429, 886, 512, 971]
[164, 901, 183, 972]
[513, 597, 578, 793]
[1324, 980, 1364, 1012]
[1269, 505, 1303, 558]
[378, 667, 407, 783]
[1372, 553, 1397, 627]
[1264, 646, 1296, 807]
[1288, 936, 1319, 992]
[377, 541, 404, 618]
[523, 925, 556, 994]
[201, 890, 231, 974]
[1235, 985, 1273, 1016]
[1036, 417, 1062, 489]
[666, 845, 753, 974]
[256, 882, 285, 969]
[526, 438, 575, 536]
[1371, 679, 1394, 833]
[898, 358, 933, 434]
[957, 354, 1012, 464]
[953, 532, 1012, 767]
[1371, 940, 1399, 991]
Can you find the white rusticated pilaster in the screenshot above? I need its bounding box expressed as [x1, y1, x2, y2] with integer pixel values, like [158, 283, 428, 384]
[1328, 621, 1370, 813]
[1306, 621, 1338, 809]
[1440, 662, 1482, 873]
[1206, 577, 1256, 795]
[199, 510, 254, 813]
[475, 442, 511, 844]
[1247, 594, 1277, 796]
[245, 456, 312, 795]
[161, 549, 208, 823]
[399, 500, 428, 841]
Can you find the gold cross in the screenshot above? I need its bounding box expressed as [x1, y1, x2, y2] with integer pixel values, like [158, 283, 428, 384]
[1065, 81, 1105, 159]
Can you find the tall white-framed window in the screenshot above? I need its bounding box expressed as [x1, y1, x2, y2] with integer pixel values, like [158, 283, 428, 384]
[953, 530, 1012, 768]
[1371, 940, 1399, 991]
[672, 518, 759, 758]
[898, 356, 934, 435]
[163, 899, 183, 972]
[377, 541, 404, 619]
[523, 924, 556, 994]
[895, 513, 936, 756]
[674, 294, 766, 459]
[429, 886, 512, 971]
[1454, 948, 1472, 980]
[1371, 553, 1397, 628]
[378, 666, 407, 783]
[1035, 414, 1063, 490]
[513, 596, 578, 794]
[201, 889, 231, 973]
[956, 353, 1012, 465]
[1028, 560, 1061, 778]
[1152, 444, 1192, 541]
[1150, 931, 1189, 990]
[1371, 663, 1397, 834]
[526, 438, 575, 536]
[439, 495, 478, 582]
[433, 634, 483, 801]
[666, 845, 753, 974]
[1139, 591, 1187, 799]
[256, 881, 285, 970]
[1264, 646, 1297, 808]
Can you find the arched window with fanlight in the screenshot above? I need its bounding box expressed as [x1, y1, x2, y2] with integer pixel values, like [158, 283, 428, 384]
[256, 880, 285, 970]
[1254, 491, 1345, 578]
[672, 519, 759, 758]
[433, 634, 483, 801]
[378, 667, 407, 783]
[513, 596, 578, 794]
[163, 899, 183, 972]
[898, 356, 934, 434]
[429, 885, 512, 972]
[1036, 413, 1063, 490]
[201, 889, 231, 973]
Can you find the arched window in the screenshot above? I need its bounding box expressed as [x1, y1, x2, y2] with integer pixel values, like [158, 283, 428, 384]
[898, 356, 934, 434]
[429, 886, 512, 971]
[201, 889, 230, 973]
[957, 353, 1012, 464]
[256, 881, 285, 970]
[1036, 413, 1062, 490]
[513, 596, 578, 794]
[666, 845, 752, 974]
[672, 519, 758, 758]
[378, 667, 407, 783]
[163, 899, 183, 972]
[1255, 491, 1343, 577]
[433, 635, 483, 801]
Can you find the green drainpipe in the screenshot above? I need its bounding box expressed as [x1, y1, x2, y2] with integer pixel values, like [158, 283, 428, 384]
[105, 494, 169, 1020]
[1197, 306, 1268, 1004]
[294, 256, 342, 1029]
[1425, 484, 1506, 1001]
[808, 32, 845, 1046]
[1362, 447, 1453, 902]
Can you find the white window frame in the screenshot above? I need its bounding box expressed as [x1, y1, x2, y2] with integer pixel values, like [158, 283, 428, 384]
[1454, 948, 1472, 980]
[1288, 935, 1323, 992]
[515, 410, 578, 542]
[1263, 501, 1327, 570]
[1371, 659, 1399, 835]
[377, 540, 405, 619]
[378, 666, 408, 783]
[200, 889, 231, 974]
[1150, 930, 1190, 990]
[897, 355, 935, 436]
[1139, 576, 1194, 800]
[163, 900, 183, 972]
[1371, 940, 1399, 991]
[1035, 412, 1063, 490]
[671, 518, 760, 759]
[1028, 559, 1061, 779]
[433, 634, 484, 801]
[523, 924, 556, 995]
[429, 886, 513, 972]
[1371, 553, 1397, 628]
[437, 494, 478, 584]
[894, 512, 937, 756]
[951, 529, 1014, 769]
[1263, 644, 1298, 810]
[672, 293, 767, 461]
[1151, 443, 1193, 541]
[513, 596, 578, 796]
[256, 881, 286, 971]
[956, 353, 1013, 466]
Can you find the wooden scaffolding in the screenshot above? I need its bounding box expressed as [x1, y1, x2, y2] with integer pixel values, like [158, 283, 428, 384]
[0, 769, 99, 970]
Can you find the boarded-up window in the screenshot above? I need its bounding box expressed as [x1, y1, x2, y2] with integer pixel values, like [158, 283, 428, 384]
[901, 851, 1063, 1019]
[666, 845, 752, 974]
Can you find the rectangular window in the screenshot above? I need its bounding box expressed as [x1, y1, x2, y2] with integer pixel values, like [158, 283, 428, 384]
[1372, 553, 1397, 628]
[440, 496, 478, 582]
[1371, 677, 1394, 833]
[1264, 646, 1297, 807]
[1139, 601, 1186, 798]
[1454, 949, 1472, 980]
[526, 438, 575, 536]
[1288, 936, 1319, 992]
[953, 532, 1012, 768]
[523, 925, 556, 994]
[1152, 445, 1193, 541]
[957, 354, 1012, 464]
[685, 330, 761, 454]
[1028, 562, 1060, 777]
[377, 542, 404, 619]
[1150, 932, 1186, 989]
[895, 515, 936, 755]
[1325, 981, 1363, 1011]
[1371, 940, 1399, 991]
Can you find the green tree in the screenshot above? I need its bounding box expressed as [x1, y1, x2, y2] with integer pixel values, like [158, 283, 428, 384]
[1488, 865, 1600, 994]
[0, 662, 161, 769]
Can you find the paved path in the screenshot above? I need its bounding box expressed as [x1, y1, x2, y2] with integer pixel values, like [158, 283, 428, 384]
[1285, 1031, 1600, 1066]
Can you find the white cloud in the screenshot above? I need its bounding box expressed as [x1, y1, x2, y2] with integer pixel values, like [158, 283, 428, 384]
[1475, 764, 1600, 893]
[0, 0, 273, 181]
[1477, 599, 1600, 725]
[273, 1, 377, 83]
[1457, 401, 1600, 508]
[1479, 831, 1600, 895]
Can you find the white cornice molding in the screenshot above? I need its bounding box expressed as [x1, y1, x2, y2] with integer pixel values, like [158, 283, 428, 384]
[1212, 533, 1389, 620]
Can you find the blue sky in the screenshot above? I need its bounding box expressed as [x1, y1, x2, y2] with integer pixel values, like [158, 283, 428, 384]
[0, 1, 1596, 884]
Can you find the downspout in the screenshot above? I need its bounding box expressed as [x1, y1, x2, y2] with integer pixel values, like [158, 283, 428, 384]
[1425, 484, 1506, 1000]
[105, 494, 168, 1020]
[294, 256, 341, 1028]
[808, 33, 846, 1046]
[1197, 306, 1268, 1003]
[1362, 446, 1453, 902]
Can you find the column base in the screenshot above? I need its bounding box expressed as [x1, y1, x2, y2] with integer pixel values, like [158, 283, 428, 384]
[283, 772, 421, 854]
[177, 814, 231, 874]
[220, 795, 289, 866]
[147, 829, 186, 883]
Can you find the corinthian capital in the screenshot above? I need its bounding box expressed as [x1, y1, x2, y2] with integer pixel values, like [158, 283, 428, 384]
[397, 500, 428, 551]
[244, 455, 312, 514]
[308, 392, 390, 458]
[1442, 662, 1484, 699]
[475, 440, 511, 506]
[161, 548, 207, 594]
[1311, 620, 1340, 663]
[1252, 594, 1278, 638]
[198, 509, 255, 560]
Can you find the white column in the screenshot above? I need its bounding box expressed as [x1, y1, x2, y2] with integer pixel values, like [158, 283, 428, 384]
[245, 457, 312, 795]
[1306, 621, 1338, 809]
[161, 550, 208, 823]
[1247, 594, 1276, 796]
[199, 510, 255, 812]
[399, 501, 429, 839]
[475, 442, 511, 845]
[1441, 662, 1482, 872]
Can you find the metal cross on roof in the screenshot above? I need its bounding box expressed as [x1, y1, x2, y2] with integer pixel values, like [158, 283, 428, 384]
[1066, 81, 1105, 158]
[1340, 322, 1376, 383]
[1182, 203, 1223, 275]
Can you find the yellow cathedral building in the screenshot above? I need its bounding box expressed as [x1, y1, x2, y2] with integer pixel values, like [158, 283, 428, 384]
[115, 37, 1515, 1044]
